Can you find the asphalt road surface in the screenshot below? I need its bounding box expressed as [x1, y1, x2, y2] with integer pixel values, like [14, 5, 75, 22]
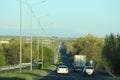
[38, 70, 115, 80]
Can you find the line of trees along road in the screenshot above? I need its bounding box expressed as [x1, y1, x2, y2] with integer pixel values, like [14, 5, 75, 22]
[64, 34, 120, 75]
[0, 38, 54, 69]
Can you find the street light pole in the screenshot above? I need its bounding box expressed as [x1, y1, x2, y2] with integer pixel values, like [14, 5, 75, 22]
[20, 0, 22, 73]
[37, 19, 40, 61]
[30, 5, 33, 70]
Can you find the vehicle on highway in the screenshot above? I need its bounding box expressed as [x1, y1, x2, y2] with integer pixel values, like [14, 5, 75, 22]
[83, 66, 95, 76]
[57, 64, 69, 74]
[73, 55, 86, 72]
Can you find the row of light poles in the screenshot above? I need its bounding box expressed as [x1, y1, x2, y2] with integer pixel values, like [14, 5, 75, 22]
[19, 0, 44, 72]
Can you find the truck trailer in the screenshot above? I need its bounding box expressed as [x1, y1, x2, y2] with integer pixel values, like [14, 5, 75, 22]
[73, 55, 86, 72]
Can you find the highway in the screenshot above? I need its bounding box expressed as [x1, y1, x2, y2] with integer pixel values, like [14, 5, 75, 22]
[0, 43, 117, 80]
[37, 44, 116, 80]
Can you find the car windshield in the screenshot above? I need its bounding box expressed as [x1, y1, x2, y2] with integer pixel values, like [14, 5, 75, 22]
[58, 65, 67, 68]
[85, 66, 93, 69]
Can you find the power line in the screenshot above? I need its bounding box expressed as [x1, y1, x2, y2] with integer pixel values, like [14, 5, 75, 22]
[25, 0, 48, 36]
[25, 0, 49, 69]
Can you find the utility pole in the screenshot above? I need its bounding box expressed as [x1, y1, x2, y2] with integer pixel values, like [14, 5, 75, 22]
[20, 0, 22, 73]
[37, 19, 40, 61]
[41, 36, 44, 69]
[30, 5, 33, 70]
[37, 33, 40, 61]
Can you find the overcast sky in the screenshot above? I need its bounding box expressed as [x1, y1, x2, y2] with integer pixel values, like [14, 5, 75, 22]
[0, 0, 120, 37]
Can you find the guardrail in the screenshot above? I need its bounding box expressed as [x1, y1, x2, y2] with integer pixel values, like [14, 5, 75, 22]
[0, 63, 31, 71]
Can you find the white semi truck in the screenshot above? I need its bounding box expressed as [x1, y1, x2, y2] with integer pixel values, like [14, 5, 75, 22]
[73, 55, 86, 72]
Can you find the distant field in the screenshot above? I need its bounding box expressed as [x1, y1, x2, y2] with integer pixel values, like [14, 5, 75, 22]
[0, 65, 55, 80]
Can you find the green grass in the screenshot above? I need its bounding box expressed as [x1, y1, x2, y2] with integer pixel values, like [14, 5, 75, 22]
[0, 65, 56, 80]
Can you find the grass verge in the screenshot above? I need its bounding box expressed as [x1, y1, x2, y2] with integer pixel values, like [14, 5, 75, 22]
[0, 65, 56, 80]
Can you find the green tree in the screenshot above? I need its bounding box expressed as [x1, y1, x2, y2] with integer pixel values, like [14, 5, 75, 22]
[22, 42, 30, 63]
[0, 51, 6, 67]
[1, 37, 55, 68]
[103, 34, 120, 74]
[72, 34, 110, 70]
[2, 38, 20, 65]
[9, 38, 19, 65]
[39, 46, 54, 68]
[32, 40, 38, 61]
[22, 40, 38, 63]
